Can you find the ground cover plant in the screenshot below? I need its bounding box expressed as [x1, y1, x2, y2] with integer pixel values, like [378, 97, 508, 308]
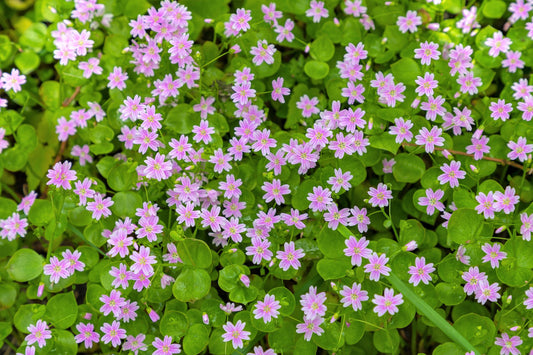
[1, 0, 533, 354]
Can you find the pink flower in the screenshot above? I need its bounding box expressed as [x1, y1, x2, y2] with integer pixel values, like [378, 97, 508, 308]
[1, 69, 26, 92]
[457, 72, 482, 95]
[340, 282, 369, 311]
[507, 137, 533, 162]
[296, 316, 324, 341]
[372, 288, 403, 316]
[250, 40, 276, 66]
[261, 179, 290, 205]
[408, 257, 435, 286]
[274, 18, 295, 43]
[192, 120, 215, 144]
[421, 95, 446, 121]
[109, 263, 131, 289]
[327, 168, 353, 193]
[25, 320, 52, 348]
[46, 161, 77, 190]
[100, 321, 126, 347]
[524, 287, 533, 309]
[271, 77, 290, 103]
[307, 186, 333, 212]
[56, 117, 76, 141]
[343, 236, 371, 267]
[489, 99, 513, 121]
[475, 191, 496, 219]
[306, 0, 329, 23]
[368, 183, 392, 208]
[485, 31, 512, 57]
[466, 135, 491, 160]
[123, 334, 148, 354]
[86, 193, 114, 220]
[364, 252, 391, 281]
[193, 96, 215, 119]
[300, 286, 327, 320]
[414, 41, 441, 65]
[276, 241, 305, 271]
[389, 117, 413, 143]
[71, 145, 93, 166]
[456, 245, 471, 265]
[152, 335, 181, 355]
[262, 3, 282, 24]
[246, 237, 273, 264]
[415, 72, 439, 97]
[438, 161, 465, 188]
[397, 10, 421, 33]
[462, 266, 487, 295]
[17, 191, 37, 215]
[43, 256, 70, 284]
[495, 333, 522, 355]
[74, 322, 100, 349]
[323, 204, 350, 230]
[415, 126, 444, 153]
[253, 294, 281, 323]
[0, 212, 28, 241]
[62, 249, 85, 274]
[130, 246, 157, 275]
[100, 289, 126, 317]
[348, 206, 370, 233]
[502, 50, 524, 73]
[520, 213, 533, 241]
[474, 280, 501, 305]
[107, 66, 128, 90]
[222, 320, 250, 349]
[418, 188, 445, 216]
[296, 95, 320, 117]
[79, 57, 103, 78]
[144, 153, 172, 181]
[494, 186, 519, 214]
[481, 243, 507, 268]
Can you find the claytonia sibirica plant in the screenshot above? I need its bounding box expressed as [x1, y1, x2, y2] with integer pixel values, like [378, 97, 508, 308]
[2, 0, 533, 354]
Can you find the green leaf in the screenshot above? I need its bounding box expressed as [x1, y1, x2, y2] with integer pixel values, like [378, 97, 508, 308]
[447, 208, 483, 244]
[177, 239, 212, 269]
[123, 0, 152, 17]
[268, 287, 295, 316]
[0, 197, 17, 219]
[14, 304, 47, 332]
[310, 35, 335, 62]
[453, 314, 496, 350]
[304, 60, 329, 80]
[19, 23, 47, 51]
[373, 329, 399, 353]
[482, 0, 506, 18]
[317, 227, 345, 258]
[183, 324, 209, 355]
[111, 191, 142, 218]
[384, 25, 408, 52]
[291, 179, 318, 210]
[160, 311, 189, 338]
[164, 104, 199, 134]
[391, 58, 420, 84]
[313, 321, 344, 350]
[89, 124, 114, 144]
[28, 199, 54, 226]
[399, 219, 425, 246]
[17, 124, 37, 152]
[435, 283, 465, 306]
[14, 51, 40, 74]
[49, 329, 77, 355]
[107, 163, 136, 191]
[44, 292, 78, 329]
[392, 153, 426, 183]
[317, 258, 351, 280]
[0, 110, 24, 135]
[7, 249, 43, 282]
[369, 133, 401, 154]
[173, 268, 211, 302]
[0, 283, 17, 309]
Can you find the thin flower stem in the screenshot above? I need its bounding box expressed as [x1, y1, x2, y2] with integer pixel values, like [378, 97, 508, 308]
[349, 318, 385, 330]
[1, 182, 21, 203]
[336, 225, 481, 355]
[401, 142, 533, 174]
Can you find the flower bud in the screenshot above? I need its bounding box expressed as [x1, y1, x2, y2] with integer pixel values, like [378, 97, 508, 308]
[230, 44, 241, 54]
[510, 326, 520, 331]
[202, 312, 210, 325]
[239, 274, 250, 288]
[495, 226, 506, 234]
[37, 282, 45, 297]
[411, 97, 420, 109]
[84, 313, 92, 320]
[442, 149, 452, 160]
[305, 44, 310, 53]
[334, 18, 340, 26]
[160, 274, 175, 289]
[403, 241, 418, 252]
[470, 165, 478, 173]
[427, 23, 440, 31]
[147, 308, 160, 322]
[204, 18, 213, 23]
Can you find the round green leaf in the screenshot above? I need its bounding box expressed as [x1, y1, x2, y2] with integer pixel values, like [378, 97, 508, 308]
[373, 329, 400, 353]
[177, 239, 212, 269]
[7, 249, 44, 282]
[107, 163, 136, 192]
[317, 258, 352, 280]
[482, 0, 506, 18]
[160, 311, 189, 338]
[393, 153, 426, 183]
[50, 329, 77, 355]
[292, 179, 318, 210]
[15, 51, 40, 74]
[173, 268, 211, 302]
[447, 208, 483, 244]
[391, 57, 421, 84]
[0, 283, 17, 309]
[304, 60, 329, 80]
[453, 313, 496, 349]
[310, 35, 335, 62]
[269, 287, 295, 316]
[14, 304, 47, 333]
[435, 283, 465, 306]
[44, 292, 78, 329]
[111, 191, 142, 218]
[313, 321, 344, 350]
[183, 324, 209, 355]
[28, 199, 54, 227]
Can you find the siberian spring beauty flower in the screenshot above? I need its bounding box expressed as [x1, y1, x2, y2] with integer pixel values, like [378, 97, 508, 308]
[367, 183, 392, 208]
[520, 213, 533, 241]
[364, 252, 391, 281]
[296, 95, 320, 117]
[17, 191, 37, 215]
[0, 68, 26, 92]
[100, 321, 127, 347]
[261, 179, 290, 205]
[397, 10, 421, 33]
[494, 333, 522, 355]
[524, 287, 533, 309]
[414, 41, 441, 65]
[107, 66, 128, 90]
[306, 0, 329, 23]
[253, 294, 281, 323]
[130, 246, 157, 275]
[46, 161, 77, 190]
[481, 243, 507, 268]
[408, 257, 435, 286]
[475, 191, 496, 219]
[466, 135, 491, 160]
[489, 99, 513, 121]
[475, 280, 501, 305]
[86, 193, 114, 220]
[462, 266, 487, 295]
[222, 320, 250, 349]
[372, 288, 403, 317]
[389, 117, 413, 143]
[250, 40, 276, 66]
[340, 282, 369, 311]
[43, 256, 70, 283]
[343, 236, 371, 266]
[152, 335, 181, 355]
[296, 317, 324, 341]
[75, 323, 100, 348]
[307, 186, 333, 212]
[271, 77, 290, 103]
[507, 137, 533, 162]
[25, 320, 52, 348]
[300, 286, 327, 320]
[418, 188, 445, 215]
[276, 241, 305, 271]
[438, 161, 466, 188]
[415, 126, 444, 153]
[485, 31, 512, 57]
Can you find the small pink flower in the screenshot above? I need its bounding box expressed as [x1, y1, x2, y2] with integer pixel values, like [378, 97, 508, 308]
[408, 257, 435, 286]
[481, 243, 507, 268]
[343, 236, 371, 266]
[276, 241, 305, 271]
[494, 333, 522, 355]
[222, 320, 250, 349]
[414, 41, 441, 65]
[296, 316, 324, 341]
[340, 282, 369, 311]
[372, 288, 403, 316]
[25, 320, 52, 348]
[368, 183, 392, 208]
[253, 294, 281, 323]
[418, 188, 445, 216]
[306, 0, 329, 23]
[364, 252, 391, 281]
[271, 77, 290, 103]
